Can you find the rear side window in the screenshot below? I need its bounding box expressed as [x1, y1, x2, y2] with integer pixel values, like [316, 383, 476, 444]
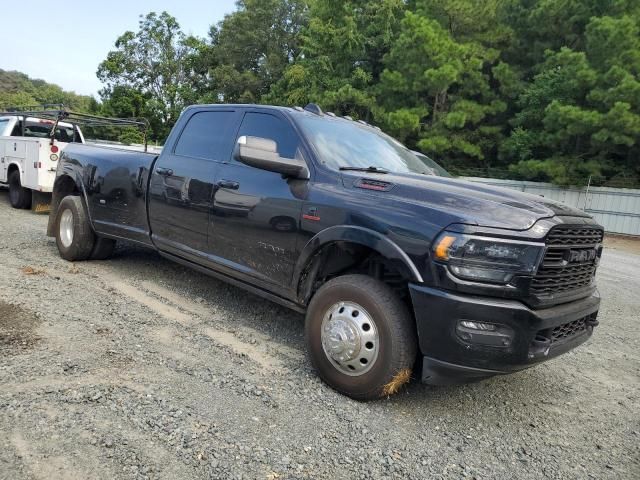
[236, 112, 300, 160]
[6, 120, 77, 142]
[174, 111, 236, 161]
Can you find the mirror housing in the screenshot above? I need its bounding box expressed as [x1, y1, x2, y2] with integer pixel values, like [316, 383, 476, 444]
[236, 136, 309, 179]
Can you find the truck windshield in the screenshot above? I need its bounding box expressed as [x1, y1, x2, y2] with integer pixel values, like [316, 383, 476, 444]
[296, 115, 430, 175]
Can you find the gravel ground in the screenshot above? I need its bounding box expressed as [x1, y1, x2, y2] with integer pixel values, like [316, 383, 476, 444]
[0, 189, 638, 480]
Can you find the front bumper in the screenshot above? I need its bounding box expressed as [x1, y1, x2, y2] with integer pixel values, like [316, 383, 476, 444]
[409, 284, 600, 385]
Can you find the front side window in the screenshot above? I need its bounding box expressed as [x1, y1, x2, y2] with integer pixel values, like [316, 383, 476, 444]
[235, 112, 301, 160]
[175, 111, 236, 160]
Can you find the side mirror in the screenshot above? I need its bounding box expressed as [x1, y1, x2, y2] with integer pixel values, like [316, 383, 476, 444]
[236, 136, 309, 179]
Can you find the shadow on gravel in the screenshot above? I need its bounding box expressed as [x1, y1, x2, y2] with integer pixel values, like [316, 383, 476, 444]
[0, 300, 42, 354]
[87, 241, 307, 345]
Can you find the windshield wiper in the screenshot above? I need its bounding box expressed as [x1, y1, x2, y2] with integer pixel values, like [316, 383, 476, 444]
[338, 166, 390, 174]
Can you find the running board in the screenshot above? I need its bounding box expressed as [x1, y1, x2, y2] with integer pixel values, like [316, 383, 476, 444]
[158, 250, 306, 314]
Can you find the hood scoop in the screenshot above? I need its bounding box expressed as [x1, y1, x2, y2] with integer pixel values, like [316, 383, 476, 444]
[354, 178, 395, 192]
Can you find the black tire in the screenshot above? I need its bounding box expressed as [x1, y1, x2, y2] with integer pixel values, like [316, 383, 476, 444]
[90, 237, 116, 260]
[305, 274, 417, 400]
[54, 195, 95, 261]
[8, 170, 32, 209]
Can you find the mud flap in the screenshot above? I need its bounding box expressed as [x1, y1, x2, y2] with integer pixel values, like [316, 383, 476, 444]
[31, 191, 52, 214]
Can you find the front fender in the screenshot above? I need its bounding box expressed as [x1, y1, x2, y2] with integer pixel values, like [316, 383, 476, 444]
[293, 225, 424, 291]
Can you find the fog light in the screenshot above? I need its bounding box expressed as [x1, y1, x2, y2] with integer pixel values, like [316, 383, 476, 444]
[450, 265, 513, 283]
[456, 320, 514, 347]
[459, 321, 496, 331]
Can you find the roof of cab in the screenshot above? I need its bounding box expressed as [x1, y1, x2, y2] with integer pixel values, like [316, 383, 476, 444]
[182, 103, 380, 129]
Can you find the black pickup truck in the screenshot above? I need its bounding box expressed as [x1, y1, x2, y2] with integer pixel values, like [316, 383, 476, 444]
[47, 103, 603, 400]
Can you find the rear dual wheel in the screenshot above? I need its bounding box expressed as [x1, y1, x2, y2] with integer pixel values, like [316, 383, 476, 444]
[54, 195, 116, 261]
[305, 274, 417, 401]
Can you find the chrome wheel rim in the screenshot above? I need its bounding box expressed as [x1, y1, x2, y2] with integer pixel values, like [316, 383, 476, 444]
[59, 209, 74, 248]
[321, 301, 379, 376]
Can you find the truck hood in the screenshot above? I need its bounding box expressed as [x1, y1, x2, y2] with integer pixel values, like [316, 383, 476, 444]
[343, 172, 590, 231]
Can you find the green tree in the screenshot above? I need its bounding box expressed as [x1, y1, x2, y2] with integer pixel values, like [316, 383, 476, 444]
[197, 0, 308, 103]
[376, 5, 515, 169]
[0, 69, 95, 112]
[267, 0, 405, 118]
[97, 12, 201, 140]
[503, 11, 640, 185]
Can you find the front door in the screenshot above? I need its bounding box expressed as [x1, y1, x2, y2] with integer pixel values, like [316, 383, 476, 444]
[148, 109, 240, 256]
[208, 110, 310, 289]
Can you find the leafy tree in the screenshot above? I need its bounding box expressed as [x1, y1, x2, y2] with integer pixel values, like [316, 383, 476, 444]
[503, 11, 640, 185]
[97, 12, 201, 140]
[197, 0, 308, 103]
[376, 6, 515, 169]
[267, 0, 405, 119]
[498, 0, 635, 73]
[0, 69, 95, 112]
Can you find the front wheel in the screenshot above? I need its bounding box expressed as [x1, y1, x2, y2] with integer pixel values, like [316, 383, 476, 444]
[54, 195, 96, 261]
[305, 274, 417, 400]
[8, 170, 32, 209]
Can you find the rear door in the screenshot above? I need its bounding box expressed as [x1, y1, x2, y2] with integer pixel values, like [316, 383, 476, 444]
[148, 108, 241, 255]
[207, 110, 309, 288]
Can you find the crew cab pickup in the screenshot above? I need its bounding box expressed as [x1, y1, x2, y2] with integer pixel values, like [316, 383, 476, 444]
[47, 103, 603, 400]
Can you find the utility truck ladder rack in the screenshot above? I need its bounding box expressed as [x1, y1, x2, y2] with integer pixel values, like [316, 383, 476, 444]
[0, 105, 150, 151]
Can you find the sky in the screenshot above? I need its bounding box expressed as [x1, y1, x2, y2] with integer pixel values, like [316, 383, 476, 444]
[0, 0, 238, 97]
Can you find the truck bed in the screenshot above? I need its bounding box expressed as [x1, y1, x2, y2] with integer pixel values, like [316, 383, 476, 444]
[58, 143, 159, 244]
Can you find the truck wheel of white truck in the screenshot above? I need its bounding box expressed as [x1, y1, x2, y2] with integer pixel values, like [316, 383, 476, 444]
[54, 195, 96, 261]
[8, 170, 32, 209]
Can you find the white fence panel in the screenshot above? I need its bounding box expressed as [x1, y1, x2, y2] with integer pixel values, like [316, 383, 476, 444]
[463, 177, 640, 236]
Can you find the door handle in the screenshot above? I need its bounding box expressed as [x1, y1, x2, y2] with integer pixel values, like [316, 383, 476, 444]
[156, 167, 173, 176]
[216, 179, 240, 190]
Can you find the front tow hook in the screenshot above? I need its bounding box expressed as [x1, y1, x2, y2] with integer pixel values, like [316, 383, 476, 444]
[528, 334, 552, 359]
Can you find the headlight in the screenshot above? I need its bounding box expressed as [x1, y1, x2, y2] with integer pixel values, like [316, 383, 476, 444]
[432, 233, 544, 284]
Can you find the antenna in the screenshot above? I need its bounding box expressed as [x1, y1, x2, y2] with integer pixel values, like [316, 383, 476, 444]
[303, 103, 323, 115]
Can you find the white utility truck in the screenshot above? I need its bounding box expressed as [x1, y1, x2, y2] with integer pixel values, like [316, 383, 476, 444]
[0, 107, 148, 210]
[0, 112, 85, 208]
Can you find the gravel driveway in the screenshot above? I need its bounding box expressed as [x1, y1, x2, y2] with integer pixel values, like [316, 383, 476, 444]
[0, 189, 638, 480]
